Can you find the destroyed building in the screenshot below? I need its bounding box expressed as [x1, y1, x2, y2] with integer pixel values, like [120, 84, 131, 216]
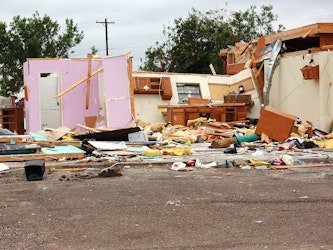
[0, 23, 332, 164]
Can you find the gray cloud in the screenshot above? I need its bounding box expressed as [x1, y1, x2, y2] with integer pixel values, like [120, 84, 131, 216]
[1, 0, 332, 69]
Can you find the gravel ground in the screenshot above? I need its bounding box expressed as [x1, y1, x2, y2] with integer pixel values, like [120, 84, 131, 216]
[0, 158, 333, 250]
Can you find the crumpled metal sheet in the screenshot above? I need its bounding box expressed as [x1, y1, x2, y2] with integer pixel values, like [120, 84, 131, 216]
[259, 39, 286, 108]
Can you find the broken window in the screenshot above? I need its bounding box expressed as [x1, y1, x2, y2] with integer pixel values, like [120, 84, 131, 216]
[176, 83, 201, 103]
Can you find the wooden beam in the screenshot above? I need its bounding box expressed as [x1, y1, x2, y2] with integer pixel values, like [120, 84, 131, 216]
[273, 163, 333, 169]
[123, 50, 132, 56]
[54, 67, 103, 98]
[209, 64, 217, 75]
[264, 23, 323, 45]
[48, 167, 88, 172]
[33, 140, 82, 148]
[24, 85, 28, 101]
[43, 127, 76, 134]
[0, 153, 85, 162]
[76, 124, 100, 133]
[128, 57, 136, 119]
[321, 44, 333, 50]
[251, 67, 264, 104]
[85, 53, 93, 109]
[302, 29, 312, 38]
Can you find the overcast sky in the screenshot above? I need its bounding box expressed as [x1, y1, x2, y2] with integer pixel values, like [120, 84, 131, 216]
[1, 0, 332, 69]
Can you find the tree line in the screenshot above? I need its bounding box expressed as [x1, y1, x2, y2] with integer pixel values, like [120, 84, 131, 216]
[0, 5, 284, 96]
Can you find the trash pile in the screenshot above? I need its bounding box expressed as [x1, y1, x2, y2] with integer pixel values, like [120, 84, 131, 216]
[0, 106, 333, 172]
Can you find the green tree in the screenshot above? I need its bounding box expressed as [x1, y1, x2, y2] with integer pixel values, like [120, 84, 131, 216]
[90, 45, 98, 55]
[140, 5, 285, 74]
[229, 5, 285, 42]
[0, 11, 84, 96]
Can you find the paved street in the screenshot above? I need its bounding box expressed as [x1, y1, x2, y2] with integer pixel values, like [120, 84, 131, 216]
[1, 162, 332, 249]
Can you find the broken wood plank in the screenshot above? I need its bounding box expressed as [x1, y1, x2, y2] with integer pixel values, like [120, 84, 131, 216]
[128, 57, 136, 119]
[321, 44, 333, 50]
[264, 23, 323, 45]
[33, 140, 82, 148]
[209, 64, 217, 75]
[0, 153, 85, 162]
[54, 67, 103, 98]
[205, 122, 232, 129]
[204, 127, 234, 137]
[85, 53, 93, 109]
[94, 150, 138, 156]
[123, 50, 132, 56]
[0, 136, 31, 143]
[39, 127, 76, 141]
[48, 167, 88, 173]
[76, 124, 100, 133]
[302, 29, 312, 38]
[85, 116, 97, 128]
[273, 163, 333, 169]
[43, 127, 76, 134]
[95, 127, 122, 131]
[0, 145, 85, 162]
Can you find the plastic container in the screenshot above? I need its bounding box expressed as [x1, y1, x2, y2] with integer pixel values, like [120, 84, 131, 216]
[24, 160, 45, 181]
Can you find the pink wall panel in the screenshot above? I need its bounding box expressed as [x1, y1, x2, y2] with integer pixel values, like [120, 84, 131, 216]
[24, 56, 132, 132]
[102, 56, 132, 128]
[24, 58, 102, 132]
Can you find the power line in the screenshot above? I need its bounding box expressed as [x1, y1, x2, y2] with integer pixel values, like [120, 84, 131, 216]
[96, 18, 115, 56]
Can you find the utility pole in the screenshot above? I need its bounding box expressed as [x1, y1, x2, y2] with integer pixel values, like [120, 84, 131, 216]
[96, 18, 114, 56]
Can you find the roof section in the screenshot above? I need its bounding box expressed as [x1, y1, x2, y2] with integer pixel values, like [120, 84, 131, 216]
[264, 23, 333, 52]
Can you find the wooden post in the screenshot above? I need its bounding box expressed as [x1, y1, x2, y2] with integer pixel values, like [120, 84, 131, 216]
[86, 53, 93, 109]
[127, 56, 136, 119]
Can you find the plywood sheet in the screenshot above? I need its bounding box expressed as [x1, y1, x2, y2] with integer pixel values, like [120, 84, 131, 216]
[85, 116, 97, 128]
[0, 145, 85, 162]
[209, 77, 254, 100]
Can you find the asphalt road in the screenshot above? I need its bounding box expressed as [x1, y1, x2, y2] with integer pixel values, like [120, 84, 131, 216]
[0, 164, 333, 250]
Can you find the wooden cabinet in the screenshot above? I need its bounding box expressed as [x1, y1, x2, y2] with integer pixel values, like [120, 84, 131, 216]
[0, 107, 25, 134]
[186, 112, 200, 122]
[235, 106, 248, 121]
[210, 108, 226, 122]
[135, 77, 151, 92]
[133, 77, 173, 100]
[161, 104, 247, 126]
[225, 108, 236, 122]
[161, 77, 172, 100]
[170, 108, 185, 125]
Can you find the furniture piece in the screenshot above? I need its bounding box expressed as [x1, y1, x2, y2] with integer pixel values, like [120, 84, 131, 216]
[158, 103, 247, 126]
[188, 98, 211, 105]
[133, 76, 172, 100]
[255, 106, 297, 142]
[223, 94, 252, 106]
[0, 107, 25, 134]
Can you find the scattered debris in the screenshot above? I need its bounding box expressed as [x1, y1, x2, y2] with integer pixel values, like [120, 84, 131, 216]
[0, 163, 9, 173]
[0, 104, 331, 175]
[98, 165, 123, 178]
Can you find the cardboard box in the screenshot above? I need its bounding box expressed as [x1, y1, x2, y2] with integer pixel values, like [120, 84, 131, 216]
[255, 106, 297, 142]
